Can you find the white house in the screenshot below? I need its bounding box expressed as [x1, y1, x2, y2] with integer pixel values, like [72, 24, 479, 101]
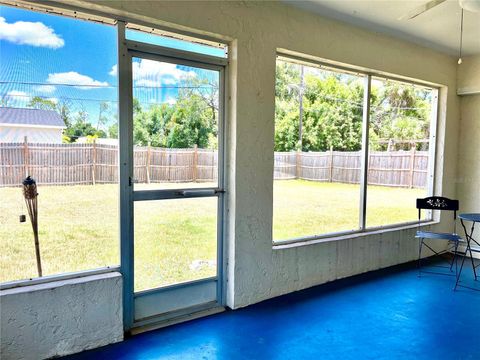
[0, 107, 65, 143]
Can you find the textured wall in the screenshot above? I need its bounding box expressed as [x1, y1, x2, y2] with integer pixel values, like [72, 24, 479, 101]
[457, 55, 480, 95]
[457, 55, 480, 241]
[66, 0, 460, 309]
[0, 273, 123, 360]
[457, 95, 480, 215]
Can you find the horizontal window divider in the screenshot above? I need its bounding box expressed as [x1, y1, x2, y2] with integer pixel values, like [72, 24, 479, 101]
[0, 266, 120, 291]
[273, 219, 436, 249]
[133, 187, 223, 201]
[127, 41, 227, 69]
[125, 23, 227, 51]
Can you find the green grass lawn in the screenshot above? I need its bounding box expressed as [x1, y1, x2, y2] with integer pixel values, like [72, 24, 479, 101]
[0, 180, 425, 289]
[273, 180, 425, 240]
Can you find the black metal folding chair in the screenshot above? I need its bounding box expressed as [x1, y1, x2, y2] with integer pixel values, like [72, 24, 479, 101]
[416, 197, 462, 282]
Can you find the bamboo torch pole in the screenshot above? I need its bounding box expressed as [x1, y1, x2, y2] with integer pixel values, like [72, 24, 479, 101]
[22, 176, 42, 277]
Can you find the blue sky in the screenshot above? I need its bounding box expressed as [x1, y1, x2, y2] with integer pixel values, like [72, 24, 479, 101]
[0, 5, 223, 133]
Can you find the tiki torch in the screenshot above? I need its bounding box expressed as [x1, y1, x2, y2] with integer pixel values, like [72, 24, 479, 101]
[22, 176, 42, 277]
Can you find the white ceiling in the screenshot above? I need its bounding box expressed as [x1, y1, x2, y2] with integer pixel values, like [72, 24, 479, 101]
[282, 0, 480, 56]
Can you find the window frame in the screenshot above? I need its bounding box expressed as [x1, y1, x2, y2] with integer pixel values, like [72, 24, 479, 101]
[272, 52, 440, 246]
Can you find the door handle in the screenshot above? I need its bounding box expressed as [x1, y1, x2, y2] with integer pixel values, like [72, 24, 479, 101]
[174, 189, 223, 197]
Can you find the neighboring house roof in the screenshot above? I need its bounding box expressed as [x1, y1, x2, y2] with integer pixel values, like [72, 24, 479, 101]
[0, 107, 65, 128]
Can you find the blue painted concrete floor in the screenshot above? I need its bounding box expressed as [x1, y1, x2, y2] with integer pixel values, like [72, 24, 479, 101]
[67, 258, 479, 360]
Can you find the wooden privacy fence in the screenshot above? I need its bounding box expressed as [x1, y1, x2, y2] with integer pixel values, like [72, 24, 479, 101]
[0, 142, 428, 188]
[0, 142, 218, 187]
[275, 149, 429, 188]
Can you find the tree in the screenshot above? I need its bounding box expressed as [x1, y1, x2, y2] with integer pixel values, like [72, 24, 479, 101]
[64, 108, 106, 140]
[133, 103, 174, 147]
[274, 62, 363, 152]
[369, 82, 431, 150]
[57, 101, 72, 128]
[132, 95, 214, 149]
[166, 95, 213, 148]
[274, 62, 431, 152]
[28, 96, 72, 129]
[275, 60, 301, 102]
[131, 75, 218, 149]
[176, 76, 219, 146]
[27, 96, 57, 111]
[108, 122, 118, 139]
[274, 99, 300, 151]
[302, 75, 363, 151]
[96, 102, 109, 131]
[274, 61, 301, 151]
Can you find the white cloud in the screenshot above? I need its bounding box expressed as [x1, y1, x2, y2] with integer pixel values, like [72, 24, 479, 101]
[109, 64, 117, 76]
[47, 72, 109, 90]
[6, 90, 29, 98]
[34, 85, 56, 94]
[0, 17, 64, 49]
[132, 59, 196, 87]
[3, 90, 30, 105]
[166, 97, 177, 105]
[109, 61, 196, 87]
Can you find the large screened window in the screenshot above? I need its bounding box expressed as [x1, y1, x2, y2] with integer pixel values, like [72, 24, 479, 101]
[273, 59, 364, 240]
[366, 77, 437, 228]
[273, 56, 437, 243]
[0, 5, 119, 282]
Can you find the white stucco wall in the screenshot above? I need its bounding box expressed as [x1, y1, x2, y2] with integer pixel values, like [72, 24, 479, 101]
[0, 126, 64, 144]
[0, 273, 123, 360]
[457, 55, 480, 95]
[457, 55, 480, 241]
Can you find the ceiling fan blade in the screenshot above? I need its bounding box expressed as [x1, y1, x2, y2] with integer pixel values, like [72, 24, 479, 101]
[398, 0, 448, 20]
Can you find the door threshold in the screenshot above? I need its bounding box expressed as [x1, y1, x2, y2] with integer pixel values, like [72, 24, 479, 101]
[130, 304, 225, 335]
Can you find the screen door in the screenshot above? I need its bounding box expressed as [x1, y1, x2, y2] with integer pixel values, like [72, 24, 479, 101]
[118, 34, 226, 329]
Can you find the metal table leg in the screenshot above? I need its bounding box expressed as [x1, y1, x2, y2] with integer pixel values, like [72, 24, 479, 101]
[455, 219, 479, 291]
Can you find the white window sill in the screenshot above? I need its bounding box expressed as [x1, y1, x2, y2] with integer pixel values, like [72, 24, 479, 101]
[0, 266, 120, 291]
[273, 220, 438, 250]
[0, 272, 122, 296]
